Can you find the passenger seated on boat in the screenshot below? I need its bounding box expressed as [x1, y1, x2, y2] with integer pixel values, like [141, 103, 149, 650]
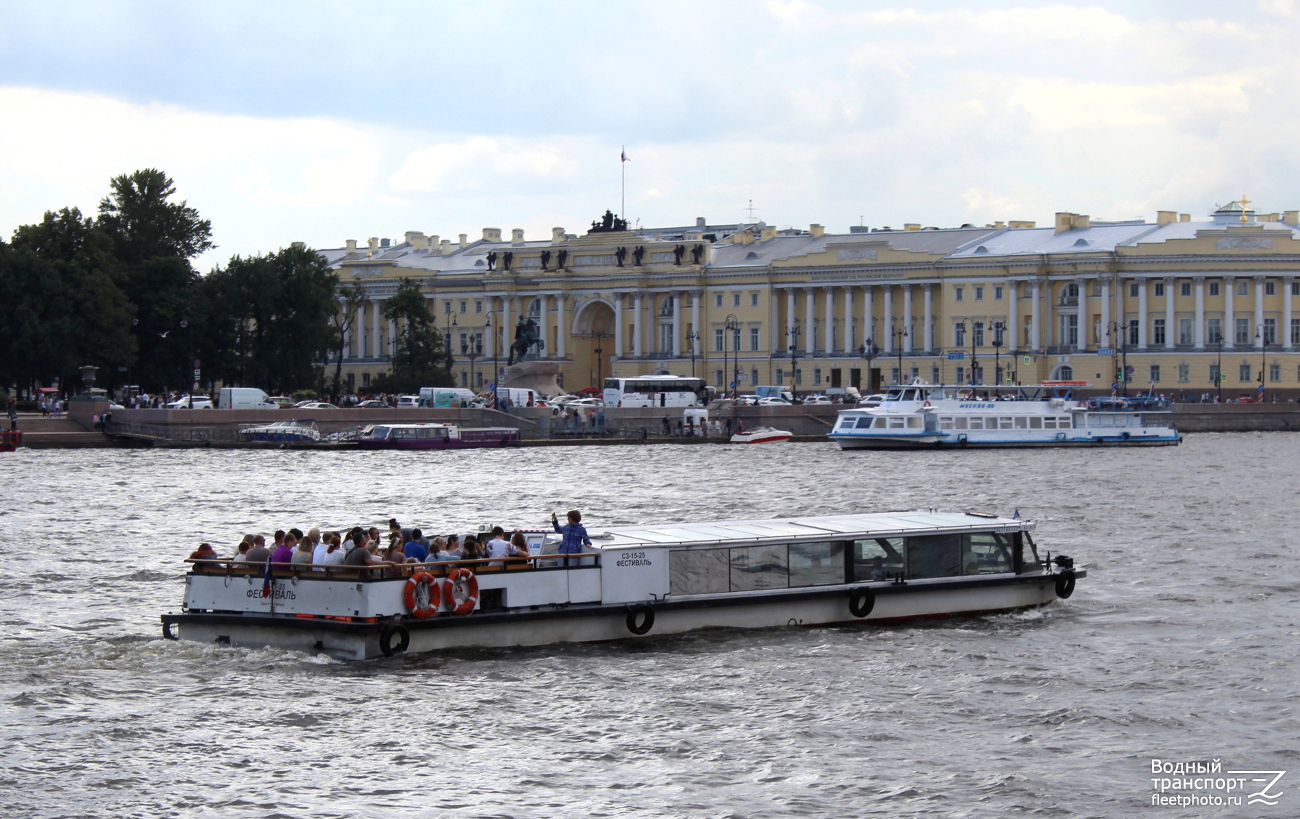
[461, 536, 485, 564]
[291, 537, 314, 567]
[246, 535, 271, 565]
[485, 526, 514, 566]
[321, 533, 346, 570]
[232, 537, 252, 564]
[403, 529, 428, 562]
[506, 530, 532, 569]
[552, 510, 593, 566]
[870, 556, 887, 581]
[432, 534, 464, 565]
[309, 528, 328, 568]
[188, 543, 219, 569]
[343, 537, 384, 577]
[271, 532, 296, 570]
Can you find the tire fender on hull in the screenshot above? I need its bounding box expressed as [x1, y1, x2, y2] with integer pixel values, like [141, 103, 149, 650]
[1054, 571, 1076, 599]
[848, 587, 876, 618]
[626, 603, 655, 635]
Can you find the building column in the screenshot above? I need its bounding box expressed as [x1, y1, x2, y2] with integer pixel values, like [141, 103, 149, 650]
[556, 295, 566, 358]
[1224, 276, 1235, 346]
[902, 284, 914, 351]
[1164, 277, 1176, 349]
[691, 291, 701, 358]
[883, 286, 894, 353]
[536, 294, 548, 358]
[1008, 280, 1020, 351]
[354, 303, 365, 358]
[371, 300, 382, 360]
[786, 289, 796, 353]
[1076, 277, 1088, 352]
[1194, 278, 1206, 349]
[672, 292, 682, 357]
[1030, 281, 1041, 350]
[1099, 278, 1110, 348]
[502, 297, 512, 356]
[824, 286, 834, 353]
[923, 285, 933, 352]
[388, 316, 397, 358]
[843, 286, 854, 351]
[1285, 277, 1294, 351]
[804, 287, 815, 355]
[1137, 278, 1149, 348]
[862, 286, 874, 348]
[633, 294, 643, 357]
[614, 293, 624, 356]
[1255, 276, 1266, 348]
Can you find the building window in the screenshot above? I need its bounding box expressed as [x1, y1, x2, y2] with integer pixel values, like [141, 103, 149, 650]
[1237, 281, 1249, 296]
[459, 300, 467, 314]
[459, 371, 468, 387]
[813, 368, 822, 386]
[750, 293, 760, 307]
[749, 327, 760, 351]
[993, 323, 1005, 345]
[1179, 318, 1193, 345]
[1209, 363, 1220, 384]
[1153, 318, 1166, 345]
[1292, 318, 1300, 345]
[1064, 283, 1078, 299]
[1177, 364, 1190, 382]
[795, 368, 803, 385]
[910, 366, 920, 380]
[1154, 282, 1165, 297]
[1235, 317, 1250, 345]
[444, 301, 453, 314]
[715, 293, 723, 308]
[973, 322, 985, 347]
[733, 293, 741, 307]
[994, 286, 1003, 300]
[1181, 282, 1191, 297]
[750, 368, 758, 386]
[1270, 362, 1281, 382]
[954, 323, 966, 346]
[955, 366, 966, 383]
[714, 329, 724, 352]
[1264, 318, 1277, 344]
[1129, 282, 1139, 298]
[954, 287, 964, 302]
[890, 367, 900, 383]
[774, 369, 783, 383]
[974, 286, 984, 301]
[716, 369, 724, 385]
[1208, 318, 1223, 344]
[1209, 282, 1220, 296]
[1128, 320, 1139, 345]
[458, 332, 467, 351]
[1266, 281, 1276, 296]
[1149, 365, 1160, 383]
[1239, 363, 1252, 382]
[1293, 282, 1300, 296]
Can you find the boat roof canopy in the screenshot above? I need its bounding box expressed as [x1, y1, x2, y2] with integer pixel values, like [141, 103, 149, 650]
[597, 511, 1030, 548]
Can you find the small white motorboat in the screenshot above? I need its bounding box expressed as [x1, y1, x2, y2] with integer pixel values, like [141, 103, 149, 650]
[730, 426, 793, 444]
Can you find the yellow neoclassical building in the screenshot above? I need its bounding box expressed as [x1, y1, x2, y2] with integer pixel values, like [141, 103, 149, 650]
[322, 201, 1300, 399]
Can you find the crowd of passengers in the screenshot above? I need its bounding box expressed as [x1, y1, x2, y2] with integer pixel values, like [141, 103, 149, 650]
[186, 512, 594, 575]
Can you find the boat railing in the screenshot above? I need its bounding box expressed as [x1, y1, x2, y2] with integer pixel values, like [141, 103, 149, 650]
[185, 551, 603, 578]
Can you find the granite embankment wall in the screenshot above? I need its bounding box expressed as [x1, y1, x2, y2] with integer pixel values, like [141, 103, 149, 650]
[14, 399, 1297, 449]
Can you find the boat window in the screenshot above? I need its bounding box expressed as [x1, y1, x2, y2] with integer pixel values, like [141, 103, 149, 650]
[907, 417, 922, 429]
[1022, 532, 1042, 570]
[939, 416, 953, 430]
[669, 549, 730, 595]
[370, 426, 391, 439]
[967, 532, 1014, 574]
[852, 538, 905, 582]
[1041, 416, 1057, 429]
[967, 417, 984, 430]
[1014, 416, 1028, 429]
[788, 542, 846, 587]
[729, 545, 789, 591]
[906, 533, 963, 578]
[999, 417, 1014, 430]
[953, 417, 968, 430]
[1028, 416, 1042, 429]
[416, 428, 432, 438]
[888, 417, 907, 429]
[885, 389, 904, 401]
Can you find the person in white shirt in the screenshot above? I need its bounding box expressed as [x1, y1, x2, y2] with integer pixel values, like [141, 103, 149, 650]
[309, 528, 329, 570]
[485, 526, 514, 566]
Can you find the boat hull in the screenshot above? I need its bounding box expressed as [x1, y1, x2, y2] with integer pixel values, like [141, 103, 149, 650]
[164, 572, 1074, 660]
[831, 431, 1181, 449]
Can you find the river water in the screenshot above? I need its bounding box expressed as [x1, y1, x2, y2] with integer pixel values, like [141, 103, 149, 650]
[1, 435, 1297, 818]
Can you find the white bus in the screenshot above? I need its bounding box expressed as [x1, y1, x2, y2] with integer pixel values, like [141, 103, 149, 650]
[603, 375, 709, 408]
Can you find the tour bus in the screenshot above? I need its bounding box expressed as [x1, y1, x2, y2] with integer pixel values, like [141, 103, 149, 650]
[603, 375, 709, 408]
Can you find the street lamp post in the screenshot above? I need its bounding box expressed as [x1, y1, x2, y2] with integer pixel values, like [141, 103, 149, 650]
[484, 313, 497, 408]
[787, 324, 801, 399]
[593, 330, 608, 389]
[892, 323, 907, 384]
[731, 320, 742, 398]
[685, 329, 700, 379]
[725, 315, 740, 398]
[1106, 320, 1130, 396]
[992, 321, 1005, 388]
[858, 339, 879, 393]
[461, 337, 483, 391]
[444, 311, 458, 389]
[1216, 337, 1224, 403]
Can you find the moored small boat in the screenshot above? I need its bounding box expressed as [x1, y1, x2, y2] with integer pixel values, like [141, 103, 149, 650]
[357, 423, 519, 450]
[0, 430, 21, 451]
[239, 420, 322, 443]
[730, 427, 793, 444]
[162, 509, 1083, 660]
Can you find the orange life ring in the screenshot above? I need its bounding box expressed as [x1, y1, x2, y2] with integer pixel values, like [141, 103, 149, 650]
[922, 400, 932, 408]
[444, 568, 479, 615]
[404, 571, 441, 619]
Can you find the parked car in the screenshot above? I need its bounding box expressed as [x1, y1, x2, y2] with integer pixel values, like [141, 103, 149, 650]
[356, 399, 388, 409]
[803, 395, 833, 405]
[295, 402, 338, 410]
[396, 395, 420, 408]
[757, 397, 791, 406]
[268, 396, 296, 409]
[735, 395, 759, 405]
[857, 394, 886, 407]
[564, 397, 605, 409]
[167, 395, 214, 409]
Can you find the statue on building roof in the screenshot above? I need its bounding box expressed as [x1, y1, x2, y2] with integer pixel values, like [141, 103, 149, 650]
[673, 244, 685, 265]
[589, 209, 629, 233]
[615, 246, 627, 267]
[486, 251, 497, 271]
[557, 248, 568, 269]
[540, 250, 551, 271]
[691, 244, 704, 264]
[632, 245, 645, 266]
[503, 251, 513, 271]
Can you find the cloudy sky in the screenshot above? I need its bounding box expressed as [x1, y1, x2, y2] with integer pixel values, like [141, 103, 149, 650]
[2, 0, 1297, 270]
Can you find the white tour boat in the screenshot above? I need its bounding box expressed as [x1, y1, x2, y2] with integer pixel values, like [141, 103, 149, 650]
[162, 510, 1083, 660]
[730, 427, 793, 444]
[238, 419, 323, 443]
[828, 381, 1181, 450]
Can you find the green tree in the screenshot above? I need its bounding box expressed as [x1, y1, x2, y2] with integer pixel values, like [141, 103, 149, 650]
[202, 245, 339, 394]
[97, 169, 213, 264]
[329, 280, 367, 401]
[371, 278, 452, 394]
[0, 243, 74, 389]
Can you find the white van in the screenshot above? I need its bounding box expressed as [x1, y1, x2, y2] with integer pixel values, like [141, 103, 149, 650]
[495, 387, 540, 408]
[418, 387, 479, 408]
[218, 387, 279, 409]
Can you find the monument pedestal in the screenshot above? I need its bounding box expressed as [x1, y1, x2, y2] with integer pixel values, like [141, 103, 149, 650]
[501, 360, 563, 396]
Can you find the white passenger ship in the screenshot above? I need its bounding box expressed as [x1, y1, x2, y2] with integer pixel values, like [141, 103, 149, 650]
[828, 381, 1180, 449]
[162, 510, 1083, 660]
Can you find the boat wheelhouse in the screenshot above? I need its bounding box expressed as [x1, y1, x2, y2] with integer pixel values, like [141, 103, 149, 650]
[162, 510, 1083, 660]
[356, 423, 520, 450]
[828, 382, 1180, 449]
